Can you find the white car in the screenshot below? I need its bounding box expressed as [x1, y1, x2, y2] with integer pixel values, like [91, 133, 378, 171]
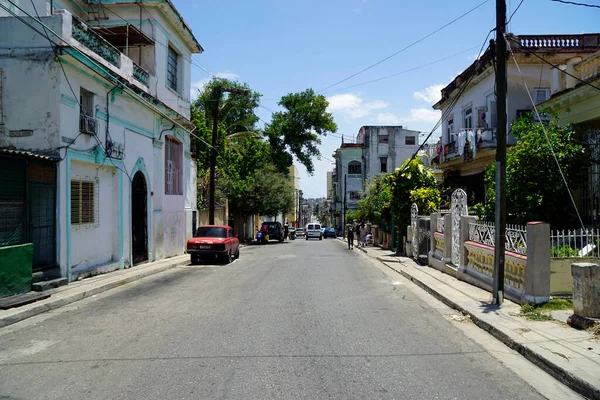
[295, 228, 305, 237]
[305, 223, 322, 240]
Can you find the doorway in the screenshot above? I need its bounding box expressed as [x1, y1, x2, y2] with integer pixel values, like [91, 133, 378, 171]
[132, 171, 148, 264]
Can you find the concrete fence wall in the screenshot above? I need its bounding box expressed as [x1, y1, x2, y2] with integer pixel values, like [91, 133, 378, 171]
[427, 213, 552, 305]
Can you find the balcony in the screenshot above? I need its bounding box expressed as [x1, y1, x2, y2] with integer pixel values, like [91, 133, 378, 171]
[57, 11, 153, 92]
[440, 128, 498, 164]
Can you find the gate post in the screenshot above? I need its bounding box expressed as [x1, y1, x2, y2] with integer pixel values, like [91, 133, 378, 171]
[451, 189, 468, 265]
[411, 203, 418, 259]
[444, 214, 452, 262]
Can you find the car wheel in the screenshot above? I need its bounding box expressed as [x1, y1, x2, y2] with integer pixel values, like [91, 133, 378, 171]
[190, 254, 196, 265]
[222, 250, 231, 264]
[234, 247, 240, 259]
[319, 236, 322, 240]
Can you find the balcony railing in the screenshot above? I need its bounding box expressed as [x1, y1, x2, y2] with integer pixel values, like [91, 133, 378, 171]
[510, 34, 600, 53]
[71, 17, 120, 67]
[133, 62, 149, 86]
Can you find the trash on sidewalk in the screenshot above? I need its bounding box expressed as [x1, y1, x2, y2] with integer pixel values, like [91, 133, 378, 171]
[449, 313, 471, 323]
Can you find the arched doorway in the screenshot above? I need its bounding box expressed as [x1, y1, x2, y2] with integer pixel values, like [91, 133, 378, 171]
[132, 171, 148, 264]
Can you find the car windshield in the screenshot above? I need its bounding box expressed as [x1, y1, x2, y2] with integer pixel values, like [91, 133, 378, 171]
[195, 227, 227, 238]
[296, 228, 303, 232]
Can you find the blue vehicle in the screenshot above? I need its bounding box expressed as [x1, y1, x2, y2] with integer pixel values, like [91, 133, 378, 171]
[323, 227, 337, 238]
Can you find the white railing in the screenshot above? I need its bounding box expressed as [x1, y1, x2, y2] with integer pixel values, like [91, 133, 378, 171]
[551, 228, 599, 258]
[469, 221, 527, 255]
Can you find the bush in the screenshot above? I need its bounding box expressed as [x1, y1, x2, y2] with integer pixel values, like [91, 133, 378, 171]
[551, 244, 580, 257]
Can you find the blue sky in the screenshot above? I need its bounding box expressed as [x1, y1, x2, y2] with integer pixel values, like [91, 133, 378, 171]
[172, 0, 599, 198]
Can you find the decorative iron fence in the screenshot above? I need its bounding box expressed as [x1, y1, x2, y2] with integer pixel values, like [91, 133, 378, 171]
[551, 228, 599, 258]
[469, 221, 527, 255]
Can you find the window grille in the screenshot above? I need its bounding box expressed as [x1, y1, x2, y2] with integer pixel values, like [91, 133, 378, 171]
[347, 161, 361, 175]
[405, 136, 416, 145]
[167, 46, 178, 92]
[165, 137, 183, 195]
[71, 179, 97, 225]
[378, 135, 389, 144]
[380, 157, 387, 173]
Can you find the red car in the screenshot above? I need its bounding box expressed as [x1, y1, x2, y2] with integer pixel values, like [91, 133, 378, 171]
[187, 225, 240, 265]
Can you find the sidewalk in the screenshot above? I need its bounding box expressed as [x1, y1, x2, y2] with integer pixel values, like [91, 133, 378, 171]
[0, 254, 192, 329]
[343, 239, 600, 400]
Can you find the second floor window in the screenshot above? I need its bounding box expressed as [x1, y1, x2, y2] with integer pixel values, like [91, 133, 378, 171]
[533, 88, 551, 104]
[348, 161, 361, 175]
[378, 135, 389, 144]
[463, 107, 473, 129]
[165, 137, 183, 195]
[167, 46, 179, 92]
[380, 157, 387, 173]
[447, 118, 454, 142]
[405, 136, 416, 145]
[80, 88, 94, 117]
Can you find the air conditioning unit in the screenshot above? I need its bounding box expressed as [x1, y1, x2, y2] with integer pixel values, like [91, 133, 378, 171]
[80, 114, 97, 135]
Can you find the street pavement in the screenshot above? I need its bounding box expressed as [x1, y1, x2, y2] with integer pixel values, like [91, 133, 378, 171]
[0, 238, 555, 399]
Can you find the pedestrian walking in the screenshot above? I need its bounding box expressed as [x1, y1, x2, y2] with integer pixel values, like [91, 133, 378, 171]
[360, 223, 367, 247]
[347, 225, 354, 249]
[355, 223, 361, 247]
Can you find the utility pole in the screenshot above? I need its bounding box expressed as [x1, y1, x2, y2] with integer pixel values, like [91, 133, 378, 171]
[492, 0, 508, 305]
[343, 173, 347, 239]
[208, 86, 250, 225]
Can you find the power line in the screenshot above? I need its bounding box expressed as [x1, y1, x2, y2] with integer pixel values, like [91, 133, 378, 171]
[550, 0, 600, 8]
[316, 0, 491, 93]
[321, 45, 481, 95]
[508, 40, 585, 230]
[507, 0, 526, 25]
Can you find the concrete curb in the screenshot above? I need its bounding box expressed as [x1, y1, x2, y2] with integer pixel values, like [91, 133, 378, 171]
[379, 260, 600, 400]
[0, 257, 190, 329]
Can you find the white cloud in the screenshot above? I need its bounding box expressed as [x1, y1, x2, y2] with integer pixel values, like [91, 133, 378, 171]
[409, 108, 441, 122]
[375, 112, 402, 125]
[191, 71, 240, 100]
[326, 93, 388, 119]
[413, 84, 445, 104]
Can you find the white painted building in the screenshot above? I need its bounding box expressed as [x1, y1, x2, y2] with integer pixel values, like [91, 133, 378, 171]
[0, 0, 202, 282]
[356, 125, 421, 182]
[432, 33, 600, 204]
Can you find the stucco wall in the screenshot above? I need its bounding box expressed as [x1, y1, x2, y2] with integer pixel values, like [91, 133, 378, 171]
[362, 126, 420, 181]
[70, 160, 119, 272]
[439, 63, 553, 147]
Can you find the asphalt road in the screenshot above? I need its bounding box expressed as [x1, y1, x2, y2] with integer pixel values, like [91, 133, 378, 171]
[0, 238, 549, 399]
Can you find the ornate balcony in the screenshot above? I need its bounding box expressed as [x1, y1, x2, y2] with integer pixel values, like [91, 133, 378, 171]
[71, 17, 120, 67]
[133, 62, 149, 86]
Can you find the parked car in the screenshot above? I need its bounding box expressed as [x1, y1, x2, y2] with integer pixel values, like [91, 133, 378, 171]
[323, 227, 337, 238]
[261, 221, 285, 242]
[187, 225, 239, 264]
[305, 223, 322, 240]
[295, 228, 305, 238]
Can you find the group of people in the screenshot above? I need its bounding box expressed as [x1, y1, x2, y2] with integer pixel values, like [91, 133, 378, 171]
[346, 222, 372, 250]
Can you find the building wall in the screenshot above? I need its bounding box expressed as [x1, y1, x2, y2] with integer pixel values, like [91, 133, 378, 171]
[438, 64, 553, 147]
[361, 126, 420, 182]
[0, 9, 197, 279]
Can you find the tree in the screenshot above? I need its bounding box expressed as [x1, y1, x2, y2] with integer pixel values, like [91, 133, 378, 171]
[386, 158, 440, 237]
[356, 174, 391, 223]
[266, 89, 338, 174]
[477, 114, 587, 228]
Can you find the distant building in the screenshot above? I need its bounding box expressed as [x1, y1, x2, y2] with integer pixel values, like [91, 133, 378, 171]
[326, 171, 333, 201]
[357, 126, 421, 182]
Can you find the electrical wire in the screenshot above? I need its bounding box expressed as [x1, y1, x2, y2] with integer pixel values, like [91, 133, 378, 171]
[550, 0, 600, 8]
[320, 45, 481, 95]
[508, 41, 586, 230]
[506, 0, 525, 26]
[393, 28, 497, 176]
[316, 0, 491, 93]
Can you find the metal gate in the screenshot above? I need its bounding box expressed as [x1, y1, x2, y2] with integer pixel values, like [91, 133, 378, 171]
[411, 203, 418, 257]
[411, 203, 431, 259]
[451, 188, 468, 265]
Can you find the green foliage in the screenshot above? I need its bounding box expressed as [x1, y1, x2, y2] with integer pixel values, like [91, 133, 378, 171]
[356, 174, 392, 223]
[385, 158, 440, 234]
[266, 89, 338, 174]
[345, 210, 359, 225]
[551, 244, 580, 257]
[483, 114, 586, 227]
[520, 299, 572, 321]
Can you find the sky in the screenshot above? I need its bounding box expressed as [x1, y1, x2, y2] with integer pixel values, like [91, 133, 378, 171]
[172, 0, 599, 199]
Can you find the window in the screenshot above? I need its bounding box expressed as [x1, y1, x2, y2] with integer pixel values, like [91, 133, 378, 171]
[485, 94, 497, 128]
[477, 108, 486, 128]
[446, 118, 454, 142]
[80, 88, 94, 116]
[380, 157, 387, 173]
[533, 87, 551, 104]
[349, 191, 361, 200]
[165, 136, 183, 195]
[167, 46, 179, 92]
[378, 135, 389, 144]
[347, 161, 361, 175]
[71, 180, 96, 225]
[463, 107, 473, 129]
[405, 136, 416, 145]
